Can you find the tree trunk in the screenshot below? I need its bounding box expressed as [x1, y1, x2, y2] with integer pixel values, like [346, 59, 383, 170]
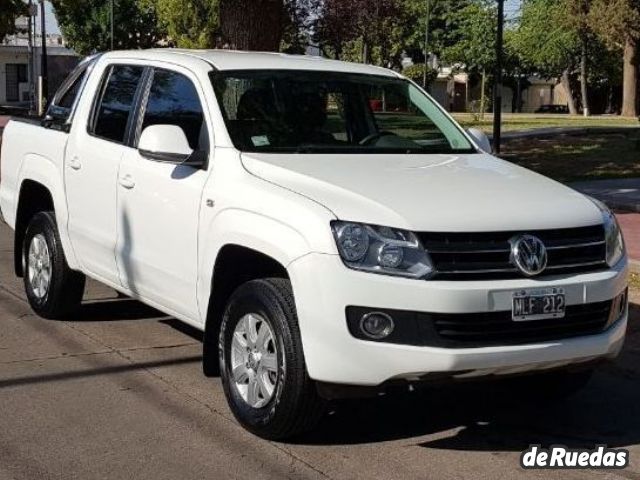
[362, 39, 370, 64]
[560, 69, 578, 115]
[516, 73, 522, 113]
[219, 0, 284, 51]
[621, 37, 638, 118]
[480, 69, 486, 120]
[580, 36, 590, 116]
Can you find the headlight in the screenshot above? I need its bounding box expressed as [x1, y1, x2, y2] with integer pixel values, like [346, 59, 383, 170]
[331, 221, 434, 278]
[590, 198, 625, 267]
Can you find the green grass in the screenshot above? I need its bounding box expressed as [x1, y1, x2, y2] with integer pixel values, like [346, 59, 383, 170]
[452, 113, 639, 133]
[500, 132, 640, 182]
[631, 272, 640, 291]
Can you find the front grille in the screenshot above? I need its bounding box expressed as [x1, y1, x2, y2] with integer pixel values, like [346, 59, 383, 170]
[417, 225, 607, 280]
[346, 300, 614, 349]
[428, 300, 612, 347]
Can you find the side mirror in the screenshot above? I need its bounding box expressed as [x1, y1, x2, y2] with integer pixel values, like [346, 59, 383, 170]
[42, 105, 71, 132]
[139, 124, 205, 168]
[466, 128, 492, 153]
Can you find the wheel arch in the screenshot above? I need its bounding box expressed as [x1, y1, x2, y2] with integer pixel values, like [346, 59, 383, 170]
[14, 180, 56, 277]
[14, 155, 79, 276]
[202, 243, 290, 377]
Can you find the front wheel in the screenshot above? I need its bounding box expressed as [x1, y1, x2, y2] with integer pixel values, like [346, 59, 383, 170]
[22, 211, 85, 319]
[219, 278, 325, 440]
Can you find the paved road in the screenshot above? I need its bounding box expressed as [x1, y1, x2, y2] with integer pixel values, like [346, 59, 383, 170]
[1, 221, 639, 480]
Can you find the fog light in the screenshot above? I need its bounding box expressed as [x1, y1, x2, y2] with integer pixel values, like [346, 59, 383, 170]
[360, 312, 394, 339]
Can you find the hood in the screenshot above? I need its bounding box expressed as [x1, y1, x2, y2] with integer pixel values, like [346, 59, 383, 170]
[241, 152, 603, 232]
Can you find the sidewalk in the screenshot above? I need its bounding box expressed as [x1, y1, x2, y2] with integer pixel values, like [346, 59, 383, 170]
[615, 212, 640, 272]
[0, 115, 9, 132]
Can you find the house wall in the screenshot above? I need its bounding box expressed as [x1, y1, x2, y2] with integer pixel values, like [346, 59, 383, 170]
[430, 80, 450, 110]
[0, 50, 29, 104]
[0, 46, 78, 107]
[521, 82, 571, 113]
[430, 78, 469, 112]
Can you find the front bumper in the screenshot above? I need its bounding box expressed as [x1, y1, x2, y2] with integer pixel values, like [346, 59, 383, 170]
[288, 253, 628, 386]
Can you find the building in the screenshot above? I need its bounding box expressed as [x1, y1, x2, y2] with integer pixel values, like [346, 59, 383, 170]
[0, 17, 78, 110]
[402, 54, 571, 114]
[429, 66, 470, 113]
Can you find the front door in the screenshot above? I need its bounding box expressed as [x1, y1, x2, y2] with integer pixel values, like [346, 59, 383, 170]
[65, 63, 146, 285]
[116, 66, 210, 320]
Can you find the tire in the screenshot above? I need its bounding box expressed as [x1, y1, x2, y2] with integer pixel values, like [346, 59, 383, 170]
[219, 278, 325, 440]
[22, 211, 85, 319]
[505, 367, 595, 403]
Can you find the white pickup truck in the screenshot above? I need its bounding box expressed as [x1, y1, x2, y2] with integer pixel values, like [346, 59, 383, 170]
[0, 50, 628, 439]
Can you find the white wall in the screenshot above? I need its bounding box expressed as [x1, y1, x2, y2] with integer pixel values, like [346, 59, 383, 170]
[0, 50, 29, 105]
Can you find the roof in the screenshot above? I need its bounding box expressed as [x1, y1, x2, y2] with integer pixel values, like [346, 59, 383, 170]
[104, 49, 399, 77]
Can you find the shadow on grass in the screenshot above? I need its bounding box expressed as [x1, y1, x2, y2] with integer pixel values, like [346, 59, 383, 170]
[500, 132, 640, 182]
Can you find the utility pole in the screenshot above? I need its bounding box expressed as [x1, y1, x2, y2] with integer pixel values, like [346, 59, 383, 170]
[110, 0, 114, 50]
[422, 0, 431, 90]
[492, 0, 504, 154]
[38, 0, 48, 115]
[27, 0, 36, 113]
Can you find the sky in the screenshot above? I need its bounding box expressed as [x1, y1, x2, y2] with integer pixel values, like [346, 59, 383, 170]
[29, 1, 60, 35]
[505, 0, 522, 18]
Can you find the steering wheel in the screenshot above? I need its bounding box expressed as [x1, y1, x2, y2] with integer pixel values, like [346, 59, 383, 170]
[359, 131, 397, 146]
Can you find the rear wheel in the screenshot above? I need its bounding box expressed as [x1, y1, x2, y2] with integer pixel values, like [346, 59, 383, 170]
[22, 211, 85, 319]
[219, 278, 325, 440]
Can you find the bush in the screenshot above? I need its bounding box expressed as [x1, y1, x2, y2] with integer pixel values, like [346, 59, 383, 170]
[402, 64, 438, 88]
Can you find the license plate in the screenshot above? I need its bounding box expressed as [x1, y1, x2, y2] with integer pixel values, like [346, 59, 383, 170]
[512, 288, 565, 321]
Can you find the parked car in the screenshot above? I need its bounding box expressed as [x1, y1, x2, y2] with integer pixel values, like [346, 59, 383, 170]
[535, 104, 570, 114]
[0, 50, 628, 439]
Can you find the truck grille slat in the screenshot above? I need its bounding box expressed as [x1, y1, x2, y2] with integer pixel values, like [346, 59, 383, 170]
[418, 225, 607, 280]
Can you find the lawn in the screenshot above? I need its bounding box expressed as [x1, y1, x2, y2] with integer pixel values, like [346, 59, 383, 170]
[453, 113, 639, 132]
[499, 131, 640, 182]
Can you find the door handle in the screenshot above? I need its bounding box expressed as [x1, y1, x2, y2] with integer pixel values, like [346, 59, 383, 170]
[118, 175, 135, 189]
[68, 157, 82, 170]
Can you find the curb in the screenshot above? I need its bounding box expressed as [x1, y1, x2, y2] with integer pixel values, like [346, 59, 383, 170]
[608, 200, 640, 214]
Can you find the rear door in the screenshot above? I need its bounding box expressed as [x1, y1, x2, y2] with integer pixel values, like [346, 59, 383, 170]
[116, 65, 211, 320]
[65, 63, 146, 285]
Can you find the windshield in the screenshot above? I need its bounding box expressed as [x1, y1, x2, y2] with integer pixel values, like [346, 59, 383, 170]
[211, 70, 475, 154]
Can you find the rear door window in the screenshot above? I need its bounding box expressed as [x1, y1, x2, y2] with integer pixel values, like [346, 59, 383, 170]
[92, 65, 145, 144]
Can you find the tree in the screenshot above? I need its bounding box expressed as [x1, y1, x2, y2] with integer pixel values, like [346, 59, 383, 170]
[402, 63, 438, 87]
[589, 0, 640, 117]
[565, 0, 592, 116]
[0, 0, 27, 41]
[313, 0, 403, 66]
[281, 0, 313, 53]
[219, 0, 285, 51]
[52, 0, 164, 55]
[400, 0, 474, 62]
[441, 1, 497, 116]
[509, 0, 581, 114]
[155, 0, 303, 51]
[154, 0, 219, 48]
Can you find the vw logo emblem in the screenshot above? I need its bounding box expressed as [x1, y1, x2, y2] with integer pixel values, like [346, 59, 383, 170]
[510, 235, 548, 276]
